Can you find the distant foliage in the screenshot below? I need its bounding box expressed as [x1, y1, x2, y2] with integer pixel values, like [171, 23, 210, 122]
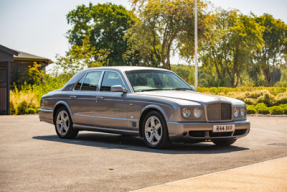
[10, 87, 39, 115]
[198, 87, 287, 114]
[269, 106, 284, 115]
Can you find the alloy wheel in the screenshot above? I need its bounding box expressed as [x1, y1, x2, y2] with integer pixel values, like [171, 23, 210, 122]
[145, 116, 162, 146]
[56, 111, 70, 136]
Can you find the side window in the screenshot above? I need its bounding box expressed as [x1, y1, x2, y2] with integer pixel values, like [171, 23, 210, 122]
[74, 75, 85, 90]
[81, 71, 102, 91]
[100, 71, 124, 92]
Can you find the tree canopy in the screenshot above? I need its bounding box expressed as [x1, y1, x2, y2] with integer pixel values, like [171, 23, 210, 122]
[252, 13, 287, 85]
[126, 0, 213, 69]
[66, 3, 135, 66]
[200, 9, 265, 87]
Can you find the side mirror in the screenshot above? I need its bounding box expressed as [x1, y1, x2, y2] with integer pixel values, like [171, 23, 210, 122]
[111, 85, 127, 93]
[190, 85, 196, 91]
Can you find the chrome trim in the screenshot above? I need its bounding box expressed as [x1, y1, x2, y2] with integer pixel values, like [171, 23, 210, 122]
[73, 113, 138, 121]
[73, 124, 139, 135]
[205, 101, 233, 123]
[39, 109, 53, 113]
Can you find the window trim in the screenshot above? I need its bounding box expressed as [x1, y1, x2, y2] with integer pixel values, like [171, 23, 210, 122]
[100, 70, 127, 92]
[73, 70, 103, 91]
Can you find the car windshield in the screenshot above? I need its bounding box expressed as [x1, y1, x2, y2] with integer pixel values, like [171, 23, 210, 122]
[125, 70, 193, 92]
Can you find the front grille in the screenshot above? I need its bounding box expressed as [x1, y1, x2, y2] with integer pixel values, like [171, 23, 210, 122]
[207, 103, 232, 121]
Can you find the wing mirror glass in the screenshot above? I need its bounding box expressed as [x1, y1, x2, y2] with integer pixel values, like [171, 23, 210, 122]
[111, 85, 127, 93]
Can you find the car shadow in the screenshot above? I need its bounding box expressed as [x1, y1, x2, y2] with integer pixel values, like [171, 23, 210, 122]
[33, 132, 249, 154]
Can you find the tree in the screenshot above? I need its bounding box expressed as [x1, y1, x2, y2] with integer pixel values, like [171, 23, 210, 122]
[200, 9, 264, 87]
[170, 65, 194, 84]
[67, 3, 135, 66]
[253, 14, 287, 85]
[54, 35, 109, 79]
[127, 0, 212, 69]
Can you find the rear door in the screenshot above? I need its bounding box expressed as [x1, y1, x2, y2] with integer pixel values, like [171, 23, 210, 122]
[68, 71, 103, 126]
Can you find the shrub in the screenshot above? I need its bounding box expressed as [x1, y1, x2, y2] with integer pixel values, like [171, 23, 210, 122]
[255, 93, 276, 106]
[10, 87, 39, 115]
[17, 100, 28, 115]
[247, 105, 257, 114]
[255, 103, 270, 114]
[218, 92, 225, 96]
[275, 92, 287, 105]
[279, 104, 287, 114]
[247, 90, 270, 99]
[244, 98, 256, 105]
[269, 106, 284, 115]
[25, 108, 37, 114]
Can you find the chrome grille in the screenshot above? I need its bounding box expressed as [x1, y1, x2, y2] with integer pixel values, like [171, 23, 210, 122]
[207, 103, 232, 121]
[207, 103, 221, 121]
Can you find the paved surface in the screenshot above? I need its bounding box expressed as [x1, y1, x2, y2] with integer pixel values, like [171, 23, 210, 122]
[136, 157, 287, 192]
[0, 115, 286, 191]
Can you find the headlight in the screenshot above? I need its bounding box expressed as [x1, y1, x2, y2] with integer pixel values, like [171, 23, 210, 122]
[193, 107, 203, 118]
[234, 107, 239, 118]
[240, 107, 246, 117]
[182, 108, 192, 118]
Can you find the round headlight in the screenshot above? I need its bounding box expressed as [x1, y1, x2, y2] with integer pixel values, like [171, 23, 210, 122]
[193, 107, 203, 118]
[182, 108, 192, 118]
[240, 108, 245, 117]
[234, 107, 239, 118]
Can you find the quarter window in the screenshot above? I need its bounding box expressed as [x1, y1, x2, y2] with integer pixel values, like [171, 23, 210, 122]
[80, 71, 102, 91]
[74, 75, 85, 90]
[100, 71, 124, 92]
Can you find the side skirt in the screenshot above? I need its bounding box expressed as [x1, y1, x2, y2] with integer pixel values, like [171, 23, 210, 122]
[73, 124, 139, 136]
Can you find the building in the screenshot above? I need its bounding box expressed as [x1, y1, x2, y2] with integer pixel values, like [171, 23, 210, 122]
[0, 44, 53, 115]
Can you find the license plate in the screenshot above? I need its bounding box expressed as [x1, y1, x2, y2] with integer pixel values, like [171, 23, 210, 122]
[213, 125, 235, 132]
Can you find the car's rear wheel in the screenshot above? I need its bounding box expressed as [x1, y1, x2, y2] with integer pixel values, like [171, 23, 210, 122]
[142, 111, 171, 149]
[212, 139, 237, 146]
[55, 107, 78, 139]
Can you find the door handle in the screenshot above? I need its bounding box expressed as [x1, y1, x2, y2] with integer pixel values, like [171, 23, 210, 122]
[70, 95, 77, 98]
[96, 96, 103, 99]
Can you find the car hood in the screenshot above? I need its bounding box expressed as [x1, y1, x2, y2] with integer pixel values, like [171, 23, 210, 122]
[136, 91, 243, 104]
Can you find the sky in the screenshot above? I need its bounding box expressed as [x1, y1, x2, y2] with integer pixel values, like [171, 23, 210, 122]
[0, 0, 287, 69]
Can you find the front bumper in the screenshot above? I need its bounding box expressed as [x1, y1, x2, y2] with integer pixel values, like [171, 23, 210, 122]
[167, 120, 250, 142]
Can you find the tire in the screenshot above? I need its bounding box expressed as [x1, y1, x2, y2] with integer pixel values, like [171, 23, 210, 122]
[55, 106, 78, 139]
[142, 111, 171, 149]
[212, 139, 237, 146]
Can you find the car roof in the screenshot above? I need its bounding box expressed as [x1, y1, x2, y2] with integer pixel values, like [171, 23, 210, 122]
[82, 66, 171, 73]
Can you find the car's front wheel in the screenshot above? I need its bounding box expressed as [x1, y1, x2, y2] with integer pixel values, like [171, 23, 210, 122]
[142, 111, 171, 149]
[55, 107, 78, 139]
[212, 139, 237, 146]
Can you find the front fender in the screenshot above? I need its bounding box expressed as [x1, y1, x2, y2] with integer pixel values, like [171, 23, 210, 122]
[139, 104, 173, 123]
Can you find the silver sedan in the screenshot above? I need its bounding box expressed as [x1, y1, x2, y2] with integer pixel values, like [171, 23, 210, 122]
[39, 67, 250, 148]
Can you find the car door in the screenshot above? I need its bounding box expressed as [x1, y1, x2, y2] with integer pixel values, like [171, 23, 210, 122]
[92, 71, 129, 129]
[68, 71, 103, 126]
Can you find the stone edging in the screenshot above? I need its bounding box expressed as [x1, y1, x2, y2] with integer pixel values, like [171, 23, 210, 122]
[247, 114, 287, 117]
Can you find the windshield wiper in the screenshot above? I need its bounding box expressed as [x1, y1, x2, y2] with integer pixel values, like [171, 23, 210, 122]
[171, 88, 193, 91]
[141, 88, 164, 92]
